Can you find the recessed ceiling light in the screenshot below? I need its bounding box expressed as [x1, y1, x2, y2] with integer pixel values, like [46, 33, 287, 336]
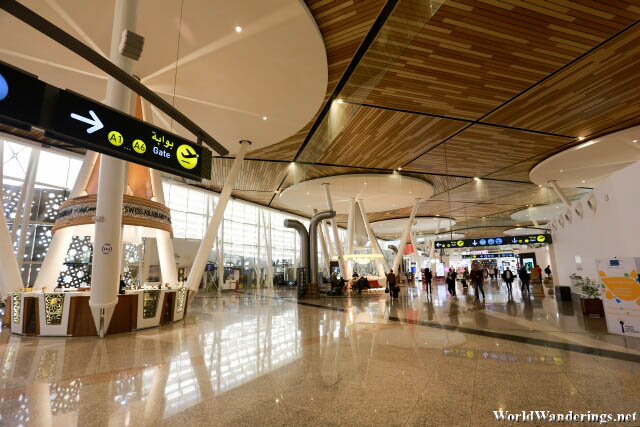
[262, 116, 267, 120]
[578, 136, 585, 141]
[397, 167, 402, 171]
[538, 184, 543, 188]
[560, 169, 563, 173]
[581, 180, 586, 183]
[337, 99, 344, 104]
[290, 162, 295, 167]
[235, 26, 242, 33]
[633, 139, 638, 143]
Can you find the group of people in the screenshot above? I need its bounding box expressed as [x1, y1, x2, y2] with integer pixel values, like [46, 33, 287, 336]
[437, 263, 551, 299]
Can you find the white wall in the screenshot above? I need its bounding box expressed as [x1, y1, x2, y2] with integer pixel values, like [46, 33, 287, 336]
[550, 161, 640, 287]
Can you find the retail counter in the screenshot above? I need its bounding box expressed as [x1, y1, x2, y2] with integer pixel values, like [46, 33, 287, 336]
[7, 288, 189, 337]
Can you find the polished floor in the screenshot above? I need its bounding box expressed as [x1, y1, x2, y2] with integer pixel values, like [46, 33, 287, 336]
[1, 280, 639, 426]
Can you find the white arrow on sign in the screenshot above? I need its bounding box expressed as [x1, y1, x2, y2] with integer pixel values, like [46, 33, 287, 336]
[472, 240, 477, 245]
[70, 110, 103, 134]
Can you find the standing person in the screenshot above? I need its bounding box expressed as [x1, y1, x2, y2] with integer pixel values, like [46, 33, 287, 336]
[446, 267, 457, 298]
[424, 268, 433, 295]
[544, 265, 552, 280]
[518, 265, 530, 294]
[493, 266, 499, 281]
[470, 263, 485, 300]
[535, 265, 542, 279]
[502, 267, 515, 294]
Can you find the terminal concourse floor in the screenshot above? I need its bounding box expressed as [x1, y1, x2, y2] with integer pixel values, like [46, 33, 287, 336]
[0, 283, 638, 426]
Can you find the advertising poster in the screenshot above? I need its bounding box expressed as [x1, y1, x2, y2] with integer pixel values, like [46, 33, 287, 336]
[595, 258, 640, 337]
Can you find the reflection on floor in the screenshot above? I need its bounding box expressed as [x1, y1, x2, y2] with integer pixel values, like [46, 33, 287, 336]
[0, 280, 639, 426]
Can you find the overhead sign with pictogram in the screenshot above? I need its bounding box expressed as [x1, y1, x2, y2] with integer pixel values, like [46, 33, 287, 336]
[0, 61, 211, 181]
[50, 90, 210, 181]
[433, 234, 552, 249]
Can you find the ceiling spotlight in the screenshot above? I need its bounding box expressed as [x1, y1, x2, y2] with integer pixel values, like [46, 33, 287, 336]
[633, 139, 638, 143]
[290, 162, 295, 167]
[235, 26, 242, 33]
[337, 99, 344, 104]
[262, 116, 267, 120]
[538, 184, 543, 188]
[306, 192, 310, 195]
[581, 180, 586, 183]
[578, 136, 585, 141]
[559, 169, 563, 173]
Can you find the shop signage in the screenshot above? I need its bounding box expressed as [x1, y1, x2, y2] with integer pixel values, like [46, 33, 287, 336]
[595, 258, 640, 338]
[462, 253, 514, 259]
[0, 61, 211, 181]
[434, 234, 551, 249]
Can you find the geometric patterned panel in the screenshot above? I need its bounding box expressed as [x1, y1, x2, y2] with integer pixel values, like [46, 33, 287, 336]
[57, 236, 93, 288]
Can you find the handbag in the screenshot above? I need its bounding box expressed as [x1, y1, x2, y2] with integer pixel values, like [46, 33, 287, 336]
[385, 286, 389, 293]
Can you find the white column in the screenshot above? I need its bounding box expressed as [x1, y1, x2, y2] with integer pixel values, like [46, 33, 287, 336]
[0, 205, 23, 297]
[257, 211, 261, 287]
[322, 221, 335, 261]
[322, 184, 346, 276]
[345, 199, 355, 278]
[34, 152, 99, 290]
[16, 150, 40, 268]
[186, 141, 249, 292]
[358, 199, 388, 277]
[411, 231, 423, 272]
[156, 230, 178, 285]
[261, 210, 273, 288]
[10, 148, 38, 243]
[318, 220, 330, 275]
[392, 199, 419, 274]
[89, 0, 139, 337]
[548, 180, 572, 207]
[428, 218, 441, 261]
[217, 218, 224, 294]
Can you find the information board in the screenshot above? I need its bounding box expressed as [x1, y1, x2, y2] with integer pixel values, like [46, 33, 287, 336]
[434, 234, 551, 249]
[595, 257, 640, 337]
[50, 90, 210, 181]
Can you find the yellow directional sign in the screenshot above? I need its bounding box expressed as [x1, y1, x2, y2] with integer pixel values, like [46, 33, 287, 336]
[177, 144, 199, 169]
[132, 139, 146, 154]
[108, 130, 123, 147]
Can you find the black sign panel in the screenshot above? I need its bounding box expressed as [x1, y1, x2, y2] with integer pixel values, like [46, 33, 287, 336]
[49, 90, 210, 181]
[462, 253, 515, 259]
[433, 234, 552, 249]
[0, 61, 46, 127]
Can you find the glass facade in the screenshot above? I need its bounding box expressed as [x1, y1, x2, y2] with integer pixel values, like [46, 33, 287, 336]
[1, 137, 340, 290]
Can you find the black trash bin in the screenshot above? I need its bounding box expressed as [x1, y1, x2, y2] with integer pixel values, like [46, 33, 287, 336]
[557, 286, 572, 301]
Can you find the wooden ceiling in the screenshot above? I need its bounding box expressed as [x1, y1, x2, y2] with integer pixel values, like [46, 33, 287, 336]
[218, 0, 640, 237]
[4, 0, 639, 237]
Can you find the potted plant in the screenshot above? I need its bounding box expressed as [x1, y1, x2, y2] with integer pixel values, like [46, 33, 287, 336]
[577, 275, 604, 317]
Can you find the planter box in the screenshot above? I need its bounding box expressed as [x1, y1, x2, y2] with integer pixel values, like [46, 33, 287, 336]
[580, 298, 604, 317]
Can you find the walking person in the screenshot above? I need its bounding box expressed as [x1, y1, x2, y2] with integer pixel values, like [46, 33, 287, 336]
[544, 265, 552, 280]
[387, 269, 399, 298]
[518, 265, 530, 294]
[461, 267, 470, 292]
[493, 266, 499, 281]
[470, 263, 485, 300]
[424, 268, 433, 295]
[502, 267, 515, 294]
[446, 267, 457, 298]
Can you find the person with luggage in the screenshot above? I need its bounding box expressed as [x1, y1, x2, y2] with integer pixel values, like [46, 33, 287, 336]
[387, 270, 399, 298]
[461, 267, 470, 292]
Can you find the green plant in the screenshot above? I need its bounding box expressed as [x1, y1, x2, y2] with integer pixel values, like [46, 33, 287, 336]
[580, 277, 600, 299]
